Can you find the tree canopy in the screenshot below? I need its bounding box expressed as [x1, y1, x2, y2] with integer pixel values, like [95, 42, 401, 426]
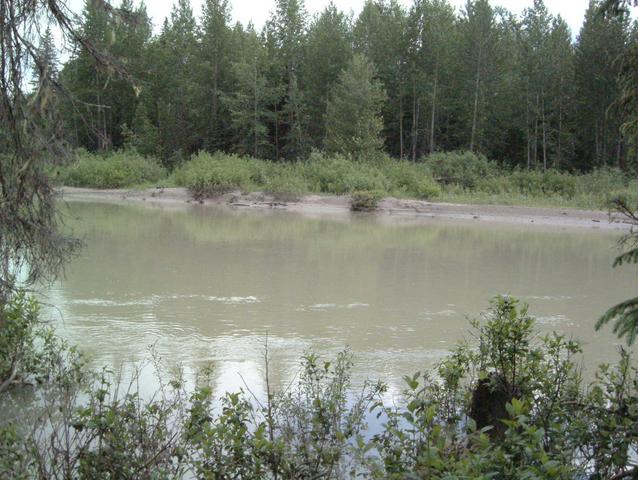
[41, 0, 637, 174]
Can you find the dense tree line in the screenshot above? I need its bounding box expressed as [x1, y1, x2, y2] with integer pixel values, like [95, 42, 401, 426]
[45, 0, 638, 171]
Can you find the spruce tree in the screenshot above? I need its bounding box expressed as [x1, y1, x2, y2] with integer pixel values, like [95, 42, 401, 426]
[406, 0, 456, 158]
[574, 0, 628, 169]
[325, 54, 387, 158]
[196, 0, 234, 151]
[302, 3, 353, 150]
[266, 0, 309, 160]
[354, 0, 409, 158]
[223, 24, 274, 158]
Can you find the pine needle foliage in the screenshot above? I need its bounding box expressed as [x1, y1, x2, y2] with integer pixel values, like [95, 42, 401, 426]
[597, 197, 638, 345]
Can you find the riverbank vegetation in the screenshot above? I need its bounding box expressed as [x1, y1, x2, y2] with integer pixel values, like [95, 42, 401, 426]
[2, 295, 638, 478]
[51, 149, 638, 209]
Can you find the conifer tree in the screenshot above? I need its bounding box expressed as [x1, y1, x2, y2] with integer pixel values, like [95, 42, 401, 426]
[325, 54, 387, 158]
[266, 0, 309, 160]
[517, 1, 575, 169]
[574, 0, 628, 169]
[223, 24, 274, 158]
[354, 0, 408, 158]
[302, 3, 353, 150]
[197, 0, 234, 151]
[406, 0, 456, 158]
[60, 0, 152, 151]
[455, 0, 501, 153]
[150, 0, 200, 163]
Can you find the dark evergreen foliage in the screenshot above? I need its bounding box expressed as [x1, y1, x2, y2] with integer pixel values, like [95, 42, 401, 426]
[55, 0, 637, 172]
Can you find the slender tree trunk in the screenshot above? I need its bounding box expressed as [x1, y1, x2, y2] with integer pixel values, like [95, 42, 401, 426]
[533, 116, 538, 169]
[399, 88, 404, 159]
[274, 103, 280, 161]
[603, 126, 608, 167]
[470, 48, 482, 152]
[541, 93, 547, 171]
[617, 136, 623, 169]
[212, 61, 219, 149]
[533, 93, 539, 168]
[526, 82, 531, 169]
[411, 78, 419, 162]
[595, 121, 600, 167]
[253, 61, 258, 158]
[557, 79, 563, 169]
[430, 69, 438, 155]
[414, 99, 420, 160]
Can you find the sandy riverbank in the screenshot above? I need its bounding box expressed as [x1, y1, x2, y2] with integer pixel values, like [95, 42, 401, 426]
[59, 186, 634, 230]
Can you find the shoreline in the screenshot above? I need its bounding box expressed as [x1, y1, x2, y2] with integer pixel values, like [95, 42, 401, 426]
[59, 186, 633, 231]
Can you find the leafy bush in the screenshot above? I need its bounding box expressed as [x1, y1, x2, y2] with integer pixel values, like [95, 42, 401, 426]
[576, 167, 637, 206]
[172, 151, 261, 197]
[423, 150, 497, 189]
[71, 371, 186, 479]
[186, 350, 377, 479]
[509, 169, 578, 198]
[367, 297, 636, 478]
[0, 291, 84, 394]
[413, 176, 442, 199]
[475, 174, 515, 195]
[350, 190, 383, 211]
[301, 152, 388, 194]
[381, 160, 441, 199]
[263, 170, 308, 202]
[55, 150, 166, 189]
[584, 166, 629, 192]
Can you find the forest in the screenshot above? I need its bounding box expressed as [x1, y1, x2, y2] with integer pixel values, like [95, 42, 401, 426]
[43, 0, 637, 173]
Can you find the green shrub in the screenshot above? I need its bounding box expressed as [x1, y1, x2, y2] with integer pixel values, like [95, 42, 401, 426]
[584, 166, 629, 191]
[350, 190, 383, 211]
[475, 175, 515, 195]
[263, 170, 308, 202]
[509, 169, 577, 198]
[413, 176, 442, 199]
[422, 150, 497, 189]
[0, 291, 84, 394]
[301, 152, 388, 194]
[172, 151, 260, 197]
[575, 167, 634, 206]
[56, 150, 166, 189]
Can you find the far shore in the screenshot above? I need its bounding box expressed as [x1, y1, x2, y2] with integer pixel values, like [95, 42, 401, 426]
[59, 186, 633, 231]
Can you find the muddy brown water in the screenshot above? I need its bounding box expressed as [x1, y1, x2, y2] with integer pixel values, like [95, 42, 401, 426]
[44, 200, 637, 399]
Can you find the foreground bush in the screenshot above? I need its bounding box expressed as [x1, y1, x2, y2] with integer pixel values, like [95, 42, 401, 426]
[2, 296, 638, 478]
[53, 150, 166, 189]
[0, 291, 84, 395]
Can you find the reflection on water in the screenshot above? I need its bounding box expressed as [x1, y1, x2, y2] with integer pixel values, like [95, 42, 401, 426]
[45, 201, 637, 399]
